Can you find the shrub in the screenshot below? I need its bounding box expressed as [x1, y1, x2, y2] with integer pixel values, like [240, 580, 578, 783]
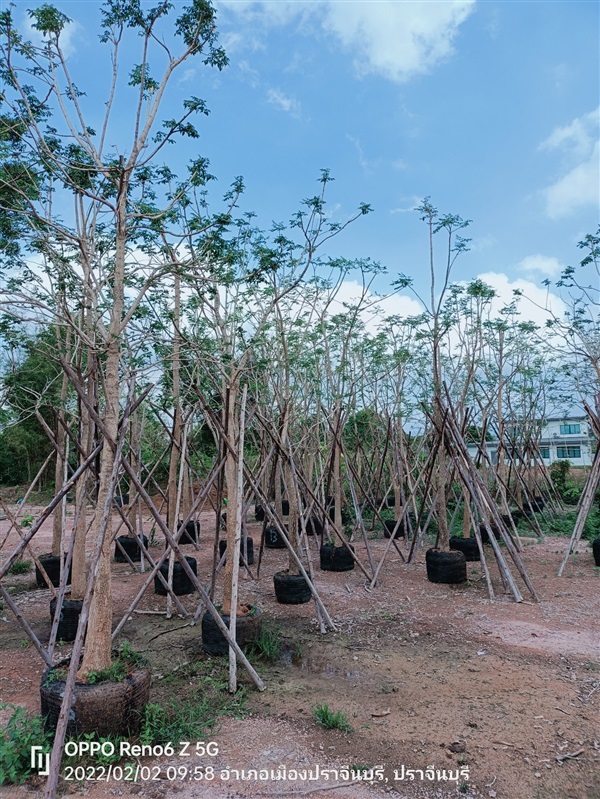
[0, 705, 51, 785]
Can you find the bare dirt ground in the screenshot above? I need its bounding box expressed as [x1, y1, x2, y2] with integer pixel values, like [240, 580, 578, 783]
[1, 505, 599, 799]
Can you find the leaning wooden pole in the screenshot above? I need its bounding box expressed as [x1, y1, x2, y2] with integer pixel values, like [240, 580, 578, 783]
[557, 430, 600, 576]
[229, 385, 247, 693]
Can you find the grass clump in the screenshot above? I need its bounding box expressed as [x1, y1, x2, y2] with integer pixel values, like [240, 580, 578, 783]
[0, 705, 51, 785]
[312, 703, 352, 732]
[251, 623, 281, 662]
[8, 560, 32, 575]
[140, 671, 247, 745]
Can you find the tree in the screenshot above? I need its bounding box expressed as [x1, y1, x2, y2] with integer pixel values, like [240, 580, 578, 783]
[0, 0, 228, 678]
[394, 198, 470, 550]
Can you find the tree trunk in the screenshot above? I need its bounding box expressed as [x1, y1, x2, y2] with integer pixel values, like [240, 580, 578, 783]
[78, 184, 127, 677]
[222, 380, 239, 615]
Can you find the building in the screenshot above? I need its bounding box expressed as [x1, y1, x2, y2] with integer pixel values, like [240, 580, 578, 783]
[537, 416, 595, 467]
[466, 416, 596, 467]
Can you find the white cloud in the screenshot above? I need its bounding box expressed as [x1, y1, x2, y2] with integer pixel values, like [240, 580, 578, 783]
[475, 272, 566, 326]
[539, 108, 600, 219]
[266, 88, 301, 118]
[346, 134, 377, 175]
[517, 254, 563, 279]
[329, 280, 423, 335]
[321, 1, 475, 83]
[220, 1, 475, 83]
[390, 196, 423, 214]
[543, 143, 599, 220]
[23, 14, 80, 58]
[540, 107, 598, 158]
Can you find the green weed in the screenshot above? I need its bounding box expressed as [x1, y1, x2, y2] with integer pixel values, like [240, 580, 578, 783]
[0, 705, 51, 785]
[312, 704, 353, 732]
[251, 623, 281, 662]
[8, 560, 32, 575]
[140, 674, 246, 745]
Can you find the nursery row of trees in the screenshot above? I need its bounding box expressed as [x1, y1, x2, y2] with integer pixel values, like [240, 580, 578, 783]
[0, 3, 598, 795]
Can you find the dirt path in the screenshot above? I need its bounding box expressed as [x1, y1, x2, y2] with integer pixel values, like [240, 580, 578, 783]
[1, 509, 599, 799]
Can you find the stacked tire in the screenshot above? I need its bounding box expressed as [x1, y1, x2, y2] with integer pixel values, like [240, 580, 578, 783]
[425, 549, 467, 584]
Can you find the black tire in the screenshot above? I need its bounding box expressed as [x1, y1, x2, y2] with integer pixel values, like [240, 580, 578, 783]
[218, 537, 255, 565]
[425, 549, 467, 584]
[154, 556, 197, 595]
[273, 570, 312, 604]
[35, 554, 72, 589]
[479, 524, 490, 544]
[112, 493, 130, 508]
[114, 535, 148, 563]
[449, 536, 480, 562]
[177, 520, 200, 544]
[592, 538, 600, 567]
[201, 606, 263, 655]
[383, 519, 405, 539]
[254, 504, 265, 521]
[523, 497, 545, 516]
[264, 525, 286, 549]
[49, 597, 84, 642]
[319, 543, 355, 572]
[41, 659, 151, 737]
[303, 516, 324, 537]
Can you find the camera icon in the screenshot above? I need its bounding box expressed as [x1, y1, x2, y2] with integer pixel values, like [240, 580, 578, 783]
[30, 745, 50, 776]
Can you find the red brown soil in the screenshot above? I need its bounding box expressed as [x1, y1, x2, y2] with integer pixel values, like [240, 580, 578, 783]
[1, 505, 599, 799]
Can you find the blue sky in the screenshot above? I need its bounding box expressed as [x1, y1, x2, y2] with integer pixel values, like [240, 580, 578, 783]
[13, 0, 600, 320]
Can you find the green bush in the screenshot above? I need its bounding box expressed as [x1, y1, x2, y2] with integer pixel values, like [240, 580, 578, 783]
[0, 704, 51, 785]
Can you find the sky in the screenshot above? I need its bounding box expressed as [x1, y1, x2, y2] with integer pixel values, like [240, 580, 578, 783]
[9, 0, 600, 325]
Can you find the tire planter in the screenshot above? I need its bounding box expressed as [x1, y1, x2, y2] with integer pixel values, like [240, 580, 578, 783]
[319, 543, 355, 572]
[115, 534, 149, 563]
[273, 570, 312, 605]
[425, 549, 467, 585]
[592, 538, 600, 566]
[154, 556, 197, 596]
[373, 496, 396, 508]
[49, 597, 84, 642]
[449, 536, 480, 562]
[523, 497, 545, 515]
[177, 520, 200, 544]
[218, 537, 255, 566]
[35, 554, 72, 589]
[479, 524, 491, 544]
[40, 658, 151, 737]
[303, 516, 324, 537]
[264, 525, 287, 549]
[328, 506, 351, 525]
[113, 493, 130, 508]
[383, 519, 405, 539]
[201, 605, 263, 655]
